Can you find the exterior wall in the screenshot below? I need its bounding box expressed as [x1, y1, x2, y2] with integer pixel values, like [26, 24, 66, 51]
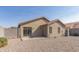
[0, 27, 5, 37]
[48, 22, 65, 37]
[4, 27, 18, 39]
[19, 19, 48, 40]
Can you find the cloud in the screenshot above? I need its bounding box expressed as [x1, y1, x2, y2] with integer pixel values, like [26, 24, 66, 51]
[62, 13, 79, 23]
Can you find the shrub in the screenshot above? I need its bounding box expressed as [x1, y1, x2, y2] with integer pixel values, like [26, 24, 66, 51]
[0, 37, 8, 48]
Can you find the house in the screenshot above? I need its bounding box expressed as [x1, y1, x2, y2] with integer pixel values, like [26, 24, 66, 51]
[18, 17, 65, 40]
[65, 22, 79, 36]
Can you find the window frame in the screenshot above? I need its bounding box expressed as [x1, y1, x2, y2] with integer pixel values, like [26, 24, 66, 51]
[49, 26, 52, 33]
[23, 27, 32, 36]
[58, 27, 60, 34]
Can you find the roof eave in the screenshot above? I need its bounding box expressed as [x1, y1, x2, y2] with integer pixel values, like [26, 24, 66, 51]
[18, 17, 49, 27]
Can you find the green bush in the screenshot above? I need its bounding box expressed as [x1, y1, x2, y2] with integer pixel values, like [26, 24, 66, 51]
[0, 37, 8, 48]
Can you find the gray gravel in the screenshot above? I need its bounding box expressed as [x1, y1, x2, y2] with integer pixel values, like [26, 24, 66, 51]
[0, 36, 79, 52]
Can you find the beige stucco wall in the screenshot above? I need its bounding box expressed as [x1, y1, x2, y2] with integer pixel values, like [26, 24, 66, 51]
[19, 19, 48, 40]
[48, 22, 65, 37]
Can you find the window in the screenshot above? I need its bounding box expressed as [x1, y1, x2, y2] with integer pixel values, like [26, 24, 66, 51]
[23, 27, 32, 36]
[49, 27, 52, 33]
[58, 27, 60, 34]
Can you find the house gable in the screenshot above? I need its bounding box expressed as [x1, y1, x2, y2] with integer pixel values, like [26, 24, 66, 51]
[48, 19, 65, 37]
[49, 19, 65, 27]
[18, 17, 49, 27]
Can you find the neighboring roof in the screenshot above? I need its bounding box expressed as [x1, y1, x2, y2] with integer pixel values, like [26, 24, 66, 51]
[65, 22, 79, 29]
[48, 19, 65, 27]
[18, 17, 50, 27]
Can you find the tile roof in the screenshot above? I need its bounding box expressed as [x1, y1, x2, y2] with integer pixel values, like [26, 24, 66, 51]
[65, 22, 79, 29]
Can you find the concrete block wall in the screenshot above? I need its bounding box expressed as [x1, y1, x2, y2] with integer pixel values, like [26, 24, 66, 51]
[0, 26, 5, 37]
[4, 27, 18, 39]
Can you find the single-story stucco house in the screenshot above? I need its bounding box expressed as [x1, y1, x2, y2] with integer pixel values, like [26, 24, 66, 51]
[65, 22, 79, 36]
[18, 17, 65, 40]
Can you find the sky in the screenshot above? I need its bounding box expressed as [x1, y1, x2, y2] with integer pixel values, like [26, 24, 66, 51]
[0, 6, 79, 27]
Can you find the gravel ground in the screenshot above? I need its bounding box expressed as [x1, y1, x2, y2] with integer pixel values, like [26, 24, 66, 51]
[0, 36, 79, 52]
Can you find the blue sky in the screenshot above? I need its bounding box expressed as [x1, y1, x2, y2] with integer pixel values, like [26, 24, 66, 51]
[0, 6, 79, 27]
